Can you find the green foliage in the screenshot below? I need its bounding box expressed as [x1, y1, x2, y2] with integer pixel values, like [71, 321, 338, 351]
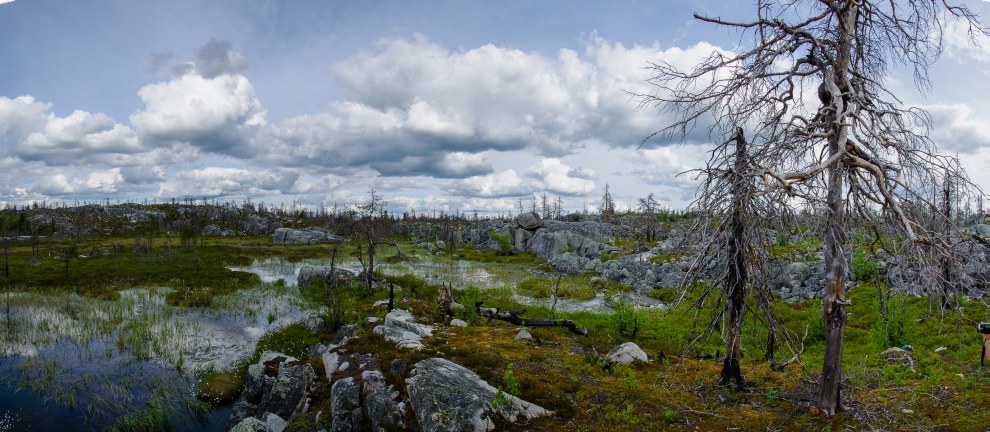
[852, 248, 881, 282]
[252, 322, 321, 362]
[515, 277, 597, 301]
[490, 230, 513, 255]
[869, 295, 915, 349]
[503, 363, 520, 396]
[609, 297, 641, 339]
[456, 286, 485, 324]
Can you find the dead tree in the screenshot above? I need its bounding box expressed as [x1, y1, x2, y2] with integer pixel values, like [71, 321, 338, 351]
[635, 0, 985, 415]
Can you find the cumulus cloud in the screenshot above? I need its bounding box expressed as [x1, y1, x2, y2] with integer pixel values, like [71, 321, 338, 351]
[528, 158, 596, 196]
[257, 34, 723, 179]
[30, 168, 125, 196]
[130, 73, 266, 156]
[455, 169, 528, 197]
[925, 103, 990, 154]
[156, 167, 298, 198]
[942, 17, 990, 63]
[0, 96, 149, 165]
[194, 39, 250, 78]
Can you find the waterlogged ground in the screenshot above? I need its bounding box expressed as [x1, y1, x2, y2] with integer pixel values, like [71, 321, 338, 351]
[233, 253, 662, 313]
[0, 284, 315, 431]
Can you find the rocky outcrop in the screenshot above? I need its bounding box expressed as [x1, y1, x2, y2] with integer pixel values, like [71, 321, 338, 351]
[271, 227, 343, 244]
[330, 377, 363, 432]
[516, 212, 543, 230]
[227, 353, 314, 429]
[405, 358, 552, 432]
[361, 370, 404, 432]
[203, 224, 236, 237]
[373, 309, 434, 350]
[297, 265, 358, 288]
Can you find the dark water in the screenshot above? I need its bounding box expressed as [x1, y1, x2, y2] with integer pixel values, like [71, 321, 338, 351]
[0, 338, 232, 432]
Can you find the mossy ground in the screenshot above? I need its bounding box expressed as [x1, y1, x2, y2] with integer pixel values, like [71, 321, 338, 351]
[3, 235, 987, 430]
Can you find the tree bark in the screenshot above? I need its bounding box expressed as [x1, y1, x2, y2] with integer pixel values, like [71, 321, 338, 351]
[718, 128, 748, 389]
[817, 1, 857, 417]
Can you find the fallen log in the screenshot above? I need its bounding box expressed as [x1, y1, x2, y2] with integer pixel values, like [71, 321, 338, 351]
[477, 302, 588, 336]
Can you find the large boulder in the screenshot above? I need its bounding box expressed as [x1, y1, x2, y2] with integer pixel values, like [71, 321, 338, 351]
[373, 309, 434, 350]
[297, 265, 358, 288]
[229, 417, 269, 432]
[515, 212, 543, 230]
[330, 377, 363, 432]
[362, 370, 404, 432]
[271, 227, 343, 244]
[606, 342, 649, 365]
[258, 363, 315, 421]
[406, 358, 552, 432]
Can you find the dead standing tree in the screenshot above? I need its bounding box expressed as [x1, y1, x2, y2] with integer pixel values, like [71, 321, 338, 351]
[635, 0, 985, 415]
[671, 127, 792, 389]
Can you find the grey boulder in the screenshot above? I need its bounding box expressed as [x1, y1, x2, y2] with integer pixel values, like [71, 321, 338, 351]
[406, 358, 552, 432]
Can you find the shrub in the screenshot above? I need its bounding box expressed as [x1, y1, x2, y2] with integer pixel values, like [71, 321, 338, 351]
[609, 297, 641, 339]
[490, 230, 512, 255]
[852, 248, 881, 282]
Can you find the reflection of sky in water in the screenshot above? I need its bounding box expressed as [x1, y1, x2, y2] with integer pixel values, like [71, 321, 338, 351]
[231, 252, 665, 313]
[0, 285, 313, 431]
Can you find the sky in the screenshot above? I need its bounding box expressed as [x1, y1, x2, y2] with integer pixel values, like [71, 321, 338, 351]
[1, 0, 989, 215]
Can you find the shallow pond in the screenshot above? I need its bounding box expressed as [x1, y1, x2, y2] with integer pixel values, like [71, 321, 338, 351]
[0, 284, 314, 431]
[232, 252, 664, 313]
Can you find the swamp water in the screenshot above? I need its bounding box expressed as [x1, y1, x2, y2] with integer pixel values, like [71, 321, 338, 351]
[0, 284, 312, 431]
[0, 253, 659, 431]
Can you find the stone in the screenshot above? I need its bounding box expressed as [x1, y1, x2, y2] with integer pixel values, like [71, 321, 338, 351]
[374, 309, 434, 350]
[362, 370, 404, 432]
[606, 342, 649, 365]
[364, 316, 382, 325]
[569, 347, 586, 355]
[406, 358, 552, 432]
[323, 351, 342, 380]
[272, 227, 343, 244]
[515, 328, 533, 342]
[243, 363, 267, 404]
[229, 417, 268, 432]
[389, 358, 408, 377]
[265, 413, 288, 432]
[934, 346, 948, 353]
[226, 401, 259, 430]
[330, 324, 360, 349]
[298, 266, 358, 288]
[515, 212, 543, 230]
[307, 343, 329, 359]
[330, 377, 363, 432]
[450, 318, 468, 327]
[259, 363, 315, 421]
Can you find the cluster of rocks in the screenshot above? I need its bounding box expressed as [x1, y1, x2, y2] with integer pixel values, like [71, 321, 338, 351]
[228, 353, 316, 432]
[373, 309, 435, 350]
[272, 228, 344, 244]
[228, 308, 555, 432]
[457, 212, 624, 262]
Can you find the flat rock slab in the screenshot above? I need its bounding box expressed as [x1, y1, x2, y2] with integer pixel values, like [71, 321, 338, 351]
[374, 309, 434, 350]
[406, 358, 551, 432]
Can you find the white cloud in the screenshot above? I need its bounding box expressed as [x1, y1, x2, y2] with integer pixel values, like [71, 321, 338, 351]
[258, 35, 723, 180]
[528, 158, 597, 195]
[0, 96, 149, 165]
[943, 17, 990, 62]
[156, 167, 298, 198]
[31, 168, 125, 196]
[131, 73, 266, 156]
[925, 103, 990, 154]
[455, 169, 528, 197]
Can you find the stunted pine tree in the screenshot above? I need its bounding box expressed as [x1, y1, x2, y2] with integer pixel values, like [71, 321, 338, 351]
[637, 0, 985, 415]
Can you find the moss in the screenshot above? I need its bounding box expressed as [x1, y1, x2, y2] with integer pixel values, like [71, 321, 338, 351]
[196, 371, 244, 404]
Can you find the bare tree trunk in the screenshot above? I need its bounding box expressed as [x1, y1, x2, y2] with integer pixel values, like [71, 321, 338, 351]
[718, 128, 748, 388]
[941, 169, 953, 309]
